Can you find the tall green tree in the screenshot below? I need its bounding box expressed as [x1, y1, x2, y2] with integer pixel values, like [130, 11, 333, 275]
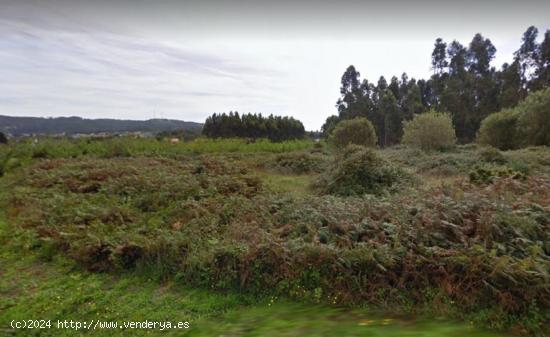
[321, 115, 340, 137]
[515, 26, 539, 91]
[467, 33, 496, 76]
[532, 29, 550, 90]
[389, 76, 401, 101]
[448, 41, 467, 77]
[417, 79, 434, 108]
[372, 76, 389, 144]
[401, 79, 424, 120]
[337, 65, 362, 115]
[357, 79, 376, 120]
[466, 34, 499, 141]
[431, 38, 448, 75]
[379, 91, 401, 146]
[499, 61, 522, 108]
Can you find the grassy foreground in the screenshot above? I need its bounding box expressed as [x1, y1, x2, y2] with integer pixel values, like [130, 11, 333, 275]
[1, 216, 512, 337]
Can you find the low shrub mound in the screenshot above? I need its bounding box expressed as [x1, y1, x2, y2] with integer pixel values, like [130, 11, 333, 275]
[330, 118, 377, 148]
[477, 108, 520, 150]
[478, 146, 507, 164]
[401, 111, 456, 151]
[272, 152, 328, 174]
[314, 145, 406, 196]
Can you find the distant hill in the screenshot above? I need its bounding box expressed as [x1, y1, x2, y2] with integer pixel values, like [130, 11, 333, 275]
[0, 115, 203, 136]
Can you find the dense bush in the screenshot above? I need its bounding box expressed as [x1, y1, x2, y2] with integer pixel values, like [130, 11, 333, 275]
[401, 111, 456, 151]
[315, 145, 404, 196]
[330, 118, 377, 148]
[478, 89, 550, 150]
[477, 108, 520, 150]
[517, 88, 550, 147]
[0, 132, 7, 144]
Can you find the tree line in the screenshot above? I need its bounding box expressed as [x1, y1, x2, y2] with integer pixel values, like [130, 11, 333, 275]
[202, 112, 305, 141]
[322, 26, 550, 145]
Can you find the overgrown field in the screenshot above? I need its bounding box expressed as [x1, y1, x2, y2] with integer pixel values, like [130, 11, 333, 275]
[0, 138, 549, 336]
[0, 137, 314, 175]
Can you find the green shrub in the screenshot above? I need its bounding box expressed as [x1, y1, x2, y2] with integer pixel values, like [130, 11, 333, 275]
[478, 146, 507, 164]
[507, 159, 531, 176]
[31, 146, 51, 159]
[478, 89, 550, 150]
[102, 140, 132, 158]
[401, 111, 456, 151]
[517, 88, 550, 147]
[3, 157, 21, 172]
[315, 145, 405, 196]
[0, 132, 7, 144]
[477, 108, 520, 150]
[469, 165, 527, 184]
[330, 118, 377, 148]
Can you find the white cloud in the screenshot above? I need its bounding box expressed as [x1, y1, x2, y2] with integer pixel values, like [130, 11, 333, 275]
[0, 19, 291, 123]
[0, 1, 548, 130]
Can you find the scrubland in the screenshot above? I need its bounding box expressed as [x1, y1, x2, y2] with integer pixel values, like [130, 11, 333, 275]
[0, 138, 548, 336]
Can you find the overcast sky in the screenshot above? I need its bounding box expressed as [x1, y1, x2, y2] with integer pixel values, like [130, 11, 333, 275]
[1, 0, 549, 130]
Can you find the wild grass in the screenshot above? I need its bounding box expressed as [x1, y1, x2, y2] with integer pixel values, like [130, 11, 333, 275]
[257, 171, 317, 197]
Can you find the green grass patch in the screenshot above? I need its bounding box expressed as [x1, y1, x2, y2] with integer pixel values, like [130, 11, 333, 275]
[257, 171, 317, 197]
[187, 301, 512, 337]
